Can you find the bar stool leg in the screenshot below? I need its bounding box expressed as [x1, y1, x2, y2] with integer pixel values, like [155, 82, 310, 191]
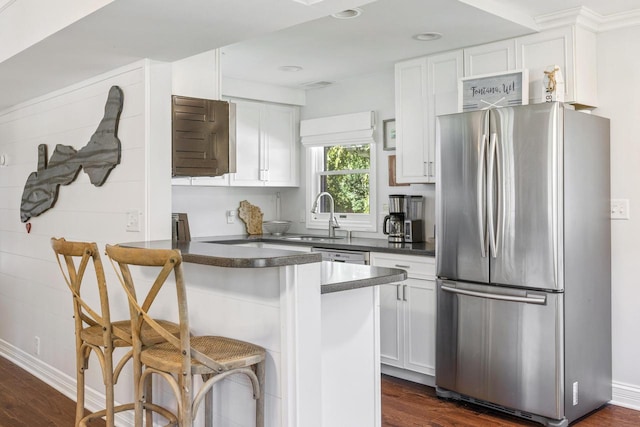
[145, 375, 153, 427]
[204, 377, 213, 427]
[103, 353, 115, 427]
[133, 359, 145, 427]
[76, 351, 87, 427]
[255, 360, 265, 427]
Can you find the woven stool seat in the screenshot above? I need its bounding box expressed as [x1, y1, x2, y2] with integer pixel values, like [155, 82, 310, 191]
[142, 336, 265, 375]
[80, 320, 181, 348]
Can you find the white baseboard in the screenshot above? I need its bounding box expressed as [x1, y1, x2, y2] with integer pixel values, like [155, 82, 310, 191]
[0, 338, 134, 426]
[612, 381, 640, 411]
[381, 364, 435, 387]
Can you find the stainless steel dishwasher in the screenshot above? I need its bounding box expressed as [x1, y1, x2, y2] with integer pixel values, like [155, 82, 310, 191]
[312, 247, 369, 265]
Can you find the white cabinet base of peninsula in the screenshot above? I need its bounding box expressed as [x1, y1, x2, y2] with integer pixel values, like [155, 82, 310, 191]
[371, 252, 436, 386]
[151, 259, 382, 427]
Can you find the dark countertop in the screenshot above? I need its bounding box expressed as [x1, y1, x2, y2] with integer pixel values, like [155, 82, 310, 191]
[120, 239, 408, 294]
[321, 262, 407, 294]
[122, 240, 322, 268]
[195, 234, 436, 257]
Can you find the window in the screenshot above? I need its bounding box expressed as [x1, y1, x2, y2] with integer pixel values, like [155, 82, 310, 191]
[306, 141, 377, 232]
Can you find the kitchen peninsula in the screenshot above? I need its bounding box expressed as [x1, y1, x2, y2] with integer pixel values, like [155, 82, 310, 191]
[122, 240, 407, 427]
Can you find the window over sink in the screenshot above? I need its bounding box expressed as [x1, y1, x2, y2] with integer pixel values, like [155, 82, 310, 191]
[301, 111, 377, 232]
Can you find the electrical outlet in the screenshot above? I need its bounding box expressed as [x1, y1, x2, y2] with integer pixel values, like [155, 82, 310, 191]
[34, 336, 40, 356]
[227, 210, 236, 224]
[611, 199, 630, 220]
[126, 210, 140, 231]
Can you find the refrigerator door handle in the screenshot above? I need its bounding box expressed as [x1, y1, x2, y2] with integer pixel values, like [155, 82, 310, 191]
[441, 285, 547, 305]
[477, 133, 488, 258]
[487, 132, 498, 258]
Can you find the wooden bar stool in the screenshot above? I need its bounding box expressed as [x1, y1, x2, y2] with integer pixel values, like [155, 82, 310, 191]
[105, 244, 266, 427]
[51, 238, 179, 427]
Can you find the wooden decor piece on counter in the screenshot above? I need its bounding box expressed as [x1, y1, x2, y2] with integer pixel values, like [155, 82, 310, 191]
[238, 200, 263, 235]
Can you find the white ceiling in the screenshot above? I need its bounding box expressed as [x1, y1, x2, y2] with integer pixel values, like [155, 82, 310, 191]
[0, 0, 375, 110]
[221, 0, 534, 88]
[1, 0, 639, 110]
[221, 0, 640, 89]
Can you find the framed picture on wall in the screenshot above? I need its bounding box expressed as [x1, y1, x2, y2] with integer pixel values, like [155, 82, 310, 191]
[388, 155, 409, 187]
[383, 119, 396, 151]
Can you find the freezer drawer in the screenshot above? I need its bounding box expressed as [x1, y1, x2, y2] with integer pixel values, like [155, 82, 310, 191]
[436, 279, 564, 420]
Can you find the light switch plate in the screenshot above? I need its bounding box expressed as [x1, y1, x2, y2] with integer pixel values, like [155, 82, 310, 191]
[126, 210, 140, 232]
[611, 199, 630, 220]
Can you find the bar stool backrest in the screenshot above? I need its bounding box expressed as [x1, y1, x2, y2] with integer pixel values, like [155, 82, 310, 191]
[105, 245, 226, 378]
[51, 238, 131, 347]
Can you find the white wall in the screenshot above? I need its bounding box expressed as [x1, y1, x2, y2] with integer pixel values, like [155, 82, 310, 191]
[0, 60, 171, 416]
[284, 69, 436, 239]
[596, 24, 640, 409]
[172, 185, 284, 237]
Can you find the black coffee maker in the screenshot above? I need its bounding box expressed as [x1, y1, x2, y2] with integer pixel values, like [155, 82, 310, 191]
[383, 195, 407, 243]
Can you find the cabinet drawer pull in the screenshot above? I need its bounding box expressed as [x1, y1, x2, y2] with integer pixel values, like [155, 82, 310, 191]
[396, 284, 402, 301]
[395, 264, 411, 269]
[403, 284, 408, 301]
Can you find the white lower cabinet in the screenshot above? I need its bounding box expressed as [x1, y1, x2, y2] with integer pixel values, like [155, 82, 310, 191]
[370, 252, 436, 378]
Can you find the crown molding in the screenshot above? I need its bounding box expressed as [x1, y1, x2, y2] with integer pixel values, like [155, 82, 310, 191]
[536, 6, 640, 33]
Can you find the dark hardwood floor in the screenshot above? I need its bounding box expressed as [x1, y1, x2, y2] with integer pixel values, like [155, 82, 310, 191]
[1, 356, 639, 426]
[382, 375, 640, 427]
[0, 357, 104, 427]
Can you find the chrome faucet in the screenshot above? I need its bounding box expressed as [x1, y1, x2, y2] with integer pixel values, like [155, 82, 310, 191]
[311, 192, 340, 237]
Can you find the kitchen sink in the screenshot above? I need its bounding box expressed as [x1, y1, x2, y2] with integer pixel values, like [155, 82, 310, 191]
[280, 235, 345, 242]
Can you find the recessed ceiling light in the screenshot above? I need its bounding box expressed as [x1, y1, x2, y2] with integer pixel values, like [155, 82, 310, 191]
[301, 81, 334, 89]
[331, 8, 362, 19]
[279, 65, 303, 72]
[413, 32, 442, 41]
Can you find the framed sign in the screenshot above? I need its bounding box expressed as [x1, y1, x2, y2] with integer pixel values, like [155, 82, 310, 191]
[383, 119, 396, 151]
[459, 69, 529, 112]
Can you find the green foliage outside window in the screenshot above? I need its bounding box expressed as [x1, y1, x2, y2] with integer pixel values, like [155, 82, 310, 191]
[321, 145, 370, 214]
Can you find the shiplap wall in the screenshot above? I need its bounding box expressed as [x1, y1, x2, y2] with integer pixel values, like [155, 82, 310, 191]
[0, 59, 171, 416]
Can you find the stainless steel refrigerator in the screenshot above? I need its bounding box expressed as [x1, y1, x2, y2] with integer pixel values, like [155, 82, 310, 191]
[435, 102, 611, 427]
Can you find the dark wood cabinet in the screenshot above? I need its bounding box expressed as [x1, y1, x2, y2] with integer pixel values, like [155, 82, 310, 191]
[172, 95, 234, 177]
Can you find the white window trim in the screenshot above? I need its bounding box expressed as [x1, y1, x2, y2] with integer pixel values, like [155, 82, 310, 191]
[304, 132, 378, 232]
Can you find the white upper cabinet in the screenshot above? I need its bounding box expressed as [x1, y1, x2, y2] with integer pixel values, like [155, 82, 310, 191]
[395, 57, 429, 184]
[516, 25, 597, 107]
[464, 39, 516, 76]
[230, 99, 299, 187]
[394, 26, 598, 185]
[427, 50, 464, 175]
[260, 103, 299, 186]
[395, 50, 463, 184]
[231, 99, 263, 186]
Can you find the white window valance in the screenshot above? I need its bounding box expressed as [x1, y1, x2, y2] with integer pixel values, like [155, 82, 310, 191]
[300, 111, 376, 147]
